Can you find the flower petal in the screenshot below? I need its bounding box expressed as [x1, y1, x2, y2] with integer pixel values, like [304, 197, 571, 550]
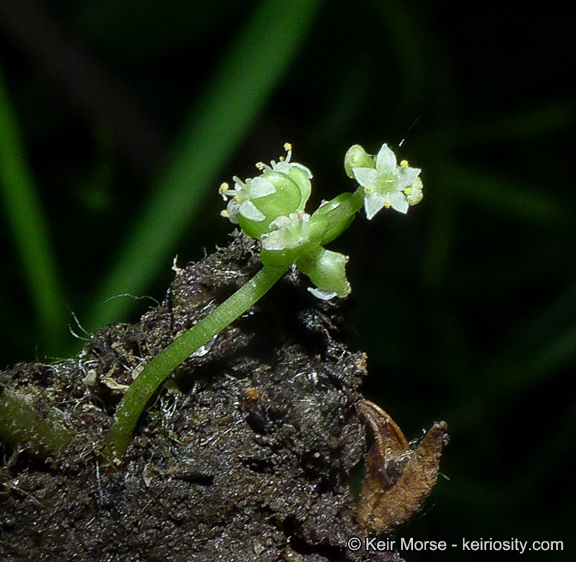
[249, 176, 277, 198]
[273, 160, 313, 179]
[307, 287, 338, 300]
[353, 167, 378, 187]
[396, 166, 421, 189]
[375, 144, 397, 172]
[225, 200, 241, 223]
[364, 192, 386, 220]
[260, 230, 286, 251]
[239, 200, 266, 222]
[388, 192, 409, 214]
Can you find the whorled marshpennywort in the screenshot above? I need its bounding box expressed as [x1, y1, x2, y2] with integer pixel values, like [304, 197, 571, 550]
[100, 142, 423, 464]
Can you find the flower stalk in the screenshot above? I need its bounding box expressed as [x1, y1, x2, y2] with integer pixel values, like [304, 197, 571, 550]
[103, 264, 288, 463]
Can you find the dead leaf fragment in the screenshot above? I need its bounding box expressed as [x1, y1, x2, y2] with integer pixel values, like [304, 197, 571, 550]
[357, 399, 448, 534]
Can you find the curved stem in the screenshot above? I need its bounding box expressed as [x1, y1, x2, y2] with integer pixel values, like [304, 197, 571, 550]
[103, 264, 288, 464]
[0, 388, 75, 457]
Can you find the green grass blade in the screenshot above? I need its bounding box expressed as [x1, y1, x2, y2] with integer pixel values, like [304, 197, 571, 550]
[446, 101, 574, 145]
[439, 162, 568, 226]
[369, 0, 433, 108]
[87, 0, 324, 331]
[0, 65, 67, 354]
[490, 323, 576, 393]
[487, 282, 576, 393]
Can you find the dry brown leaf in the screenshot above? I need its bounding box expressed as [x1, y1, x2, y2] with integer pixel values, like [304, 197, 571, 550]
[357, 399, 448, 534]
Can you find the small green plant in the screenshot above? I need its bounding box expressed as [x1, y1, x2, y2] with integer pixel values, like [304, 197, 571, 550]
[102, 142, 423, 463]
[0, 143, 423, 465]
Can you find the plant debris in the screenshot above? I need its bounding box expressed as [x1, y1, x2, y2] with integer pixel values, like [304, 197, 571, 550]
[356, 400, 448, 534]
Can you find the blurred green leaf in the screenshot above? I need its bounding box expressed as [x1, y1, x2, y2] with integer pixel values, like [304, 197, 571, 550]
[369, 0, 436, 109]
[0, 65, 68, 354]
[439, 161, 568, 225]
[447, 101, 574, 145]
[488, 283, 576, 393]
[86, 0, 324, 331]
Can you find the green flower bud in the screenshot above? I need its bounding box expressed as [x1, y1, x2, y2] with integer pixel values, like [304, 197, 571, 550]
[296, 247, 351, 300]
[344, 144, 374, 178]
[405, 176, 423, 206]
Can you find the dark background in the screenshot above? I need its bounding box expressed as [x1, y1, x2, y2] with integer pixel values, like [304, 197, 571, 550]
[1, 1, 574, 560]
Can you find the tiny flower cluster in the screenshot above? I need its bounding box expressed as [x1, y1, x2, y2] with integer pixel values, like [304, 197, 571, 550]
[344, 143, 423, 219]
[220, 142, 423, 299]
[219, 144, 351, 299]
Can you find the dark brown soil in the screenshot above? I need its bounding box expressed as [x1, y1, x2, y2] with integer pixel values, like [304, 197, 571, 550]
[0, 232, 402, 561]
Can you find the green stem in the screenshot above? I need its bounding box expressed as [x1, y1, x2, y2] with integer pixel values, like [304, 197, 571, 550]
[0, 388, 75, 457]
[103, 264, 288, 464]
[311, 188, 365, 245]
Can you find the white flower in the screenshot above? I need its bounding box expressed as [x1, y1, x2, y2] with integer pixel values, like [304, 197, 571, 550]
[218, 175, 276, 224]
[352, 144, 422, 219]
[260, 212, 311, 251]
